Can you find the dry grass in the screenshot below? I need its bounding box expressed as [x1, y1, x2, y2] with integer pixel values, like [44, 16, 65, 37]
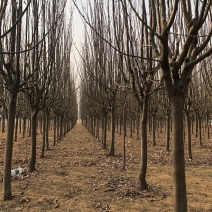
[0, 122, 211, 211]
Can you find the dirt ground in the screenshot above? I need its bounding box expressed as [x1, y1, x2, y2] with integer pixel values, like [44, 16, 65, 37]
[0, 122, 211, 212]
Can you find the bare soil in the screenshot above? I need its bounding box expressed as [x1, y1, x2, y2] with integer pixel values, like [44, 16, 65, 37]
[0, 122, 211, 211]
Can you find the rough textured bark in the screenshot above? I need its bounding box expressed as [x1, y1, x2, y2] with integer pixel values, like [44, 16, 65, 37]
[102, 111, 107, 149]
[166, 114, 171, 151]
[22, 118, 26, 138]
[53, 114, 56, 146]
[130, 114, 133, 138]
[138, 96, 148, 190]
[3, 93, 17, 200]
[136, 113, 140, 140]
[152, 114, 156, 146]
[195, 114, 198, 137]
[46, 112, 49, 150]
[29, 110, 38, 172]
[57, 114, 59, 141]
[186, 112, 192, 160]
[123, 103, 127, 170]
[41, 112, 46, 158]
[171, 92, 187, 212]
[198, 115, 202, 146]
[60, 114, 64, 140]
[109, 107, 115, 156]
[14, 116, 18, 141]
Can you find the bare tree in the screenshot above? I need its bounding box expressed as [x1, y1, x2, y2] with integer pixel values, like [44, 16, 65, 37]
[0, 0, 32, 200]
[127, 0, 211, 210]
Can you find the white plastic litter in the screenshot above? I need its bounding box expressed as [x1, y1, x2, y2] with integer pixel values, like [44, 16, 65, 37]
[11, 168, 25, 176]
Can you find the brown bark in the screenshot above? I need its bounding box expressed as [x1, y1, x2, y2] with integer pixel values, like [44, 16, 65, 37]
[14, 116, 18, 141]
[186, 112, 192, 160]
[3, 93, 17, 200]
[29, 109, 38, 172]
[138, 95, 148, 190]
[109, 107, 115, 156]
[171, 92, 187, 212]
[166, 114, 171, 151]
[53, 114, 56, 146]
[198, 115, 202, 146]
[40, 112, 46, 158]
[102, 110, 107, 149]
[152, 114, 156, 146]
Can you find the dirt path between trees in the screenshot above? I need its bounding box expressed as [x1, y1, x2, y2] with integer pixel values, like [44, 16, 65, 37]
[0, 123, 212, 211]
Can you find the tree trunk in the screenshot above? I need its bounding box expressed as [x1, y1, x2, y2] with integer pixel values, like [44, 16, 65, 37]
[14, 116, 18, 141]
[46, 112, 49, 150]
[138, 95, 148, 190]
[22, 118, 26, 138]
[109, 107, 115, 156]
[102, 111, 107, 149]
[130, 115, 133, 138]
[123, 105, 126, 170]
[116, 117, 119, 133]
[166, 114, 170, 151]
[39, 117, 42, 134]
[27, 118, 31, 137]
[136, 114, 140, 140]
[96, 118, 99, 141]
[41, 111, 46, 158]
[57, 114, 59, 141]
[19, 117, 21, 134]
[171, 92, 187, 212]
[53, 114, 56, 146]
[3, 93, 17, 200]
[186, 112, 192, 160]
[60, 114, 63, 140]
[119, 116, 122, 135]
[195, 114, 198, 137]
[2, 115, 5, 133]
[207, 114, 210, 139]
[152, 114, 156, 146]
[160, 117, 163, 133]
[148, 113, 151, 134]
[29, 109, 38, 172]
[191, 117, 194, 134]
[198, 115, 202, 146]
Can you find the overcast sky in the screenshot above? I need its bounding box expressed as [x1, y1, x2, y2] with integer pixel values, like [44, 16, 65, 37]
[67, 1, 85, 66]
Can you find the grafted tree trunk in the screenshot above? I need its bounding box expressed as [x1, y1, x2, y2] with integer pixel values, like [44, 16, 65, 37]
[102, 110, 107, 149]
[123, 104, 127, 170]
[207, 113, 210, 139]
[22, 118, 26, 138]
[152, 114, 156, 146]
[29, 109, 38, 172]
[46, 111, 50, 150]
[136, 113, 140, 140]
[57, 114, 59, 141]
[96, 118, 99, 141]
[119, 116, 122, 135]
[60, 114, 64, 140]
[109, 107, 115, 156]
[2, 115, 5, 133]
[53, 114, 56, 146]
[195, 114, 198, 138]
[171, 92, 187, 212]
[198, 114, 202, 146]
[166, 114, 171, 151]
[186, 112, 192, 160]
[138, 95, 148, 190]
[41, 111, 46, 158]
[14, 116, 19, 141]
[19, 117, 21, 134]
[3, 93, 17, 200]
[130, 114, 133, 138]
